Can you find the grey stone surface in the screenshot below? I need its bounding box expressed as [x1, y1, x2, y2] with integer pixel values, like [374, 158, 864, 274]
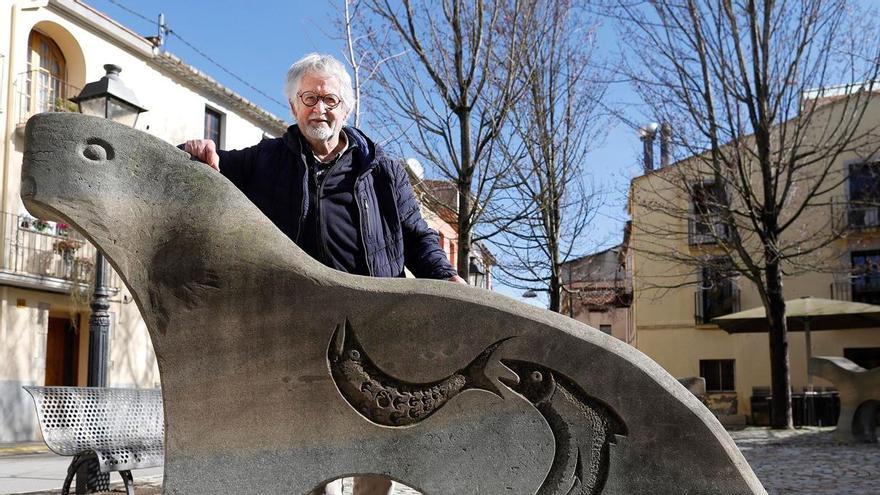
[678, 376, 707, 397]
[21, 113, 766, 494]
[809, 356, 880, 443]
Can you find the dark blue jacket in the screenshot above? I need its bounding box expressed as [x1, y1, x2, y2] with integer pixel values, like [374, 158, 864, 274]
[217, 125, 457, 279]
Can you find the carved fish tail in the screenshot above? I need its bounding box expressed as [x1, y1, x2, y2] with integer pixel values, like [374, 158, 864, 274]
[462, 337, 513, 397]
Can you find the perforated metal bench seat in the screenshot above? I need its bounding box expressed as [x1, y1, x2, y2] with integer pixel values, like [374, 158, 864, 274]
[24, 386, 164, 495]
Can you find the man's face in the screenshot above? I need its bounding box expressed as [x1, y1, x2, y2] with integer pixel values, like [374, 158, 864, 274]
[291, 71, 349, 142]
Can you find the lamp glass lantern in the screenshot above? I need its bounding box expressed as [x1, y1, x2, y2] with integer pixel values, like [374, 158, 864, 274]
[70, 64, 146, 128]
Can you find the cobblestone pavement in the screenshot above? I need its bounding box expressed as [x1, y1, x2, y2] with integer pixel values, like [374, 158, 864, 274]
[729, 426, 880, 495]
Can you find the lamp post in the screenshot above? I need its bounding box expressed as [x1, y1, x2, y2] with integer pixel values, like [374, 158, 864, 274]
[71, 64, 146, 388]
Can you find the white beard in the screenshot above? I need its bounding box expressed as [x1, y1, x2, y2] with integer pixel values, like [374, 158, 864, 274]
[303, 123, 334, 141]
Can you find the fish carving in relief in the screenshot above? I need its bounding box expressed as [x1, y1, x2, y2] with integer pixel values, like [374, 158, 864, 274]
[500, 360, 628, 495]
[328, 319, 511, 427]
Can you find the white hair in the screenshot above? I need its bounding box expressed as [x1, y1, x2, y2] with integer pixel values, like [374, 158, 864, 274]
[284, 53, 355, 120]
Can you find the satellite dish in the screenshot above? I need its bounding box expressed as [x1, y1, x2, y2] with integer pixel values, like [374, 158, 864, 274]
[405, 158, 424, 179]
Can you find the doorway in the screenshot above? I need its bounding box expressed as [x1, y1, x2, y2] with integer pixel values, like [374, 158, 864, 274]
[44, 316, 79, 386]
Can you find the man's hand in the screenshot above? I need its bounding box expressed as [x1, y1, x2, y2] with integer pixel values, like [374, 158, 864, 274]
[447, 275, 467, 285]
[183, 139, 220, 171]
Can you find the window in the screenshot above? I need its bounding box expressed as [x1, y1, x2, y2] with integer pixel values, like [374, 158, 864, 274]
[204, 107, 223, 146]
[690, 182, 728, 244]
[848, 162, 880, 228]
[599, 324, 612, 335]
[26, 30, 68, 115]
[696, 258, 739, 324]
[843, 347, 880, 370]
[699, 359, 735, 392]
[851, 250, 880, 305]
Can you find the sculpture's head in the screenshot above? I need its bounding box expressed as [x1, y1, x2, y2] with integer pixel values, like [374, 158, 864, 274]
[498, 360, 557, 405]
[21, 112, 222, 248]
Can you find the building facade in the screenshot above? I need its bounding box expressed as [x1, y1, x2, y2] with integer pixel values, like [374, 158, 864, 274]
[560, 235, 633, 345]
[1, 0, 286, 442]
[628, 92, 880, 422]
[409, 176, 495, 290]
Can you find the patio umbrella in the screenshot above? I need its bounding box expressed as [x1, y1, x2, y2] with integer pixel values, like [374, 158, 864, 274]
[713, 296, 880, 386]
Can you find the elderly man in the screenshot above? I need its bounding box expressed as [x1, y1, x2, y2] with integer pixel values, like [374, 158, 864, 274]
[185, 54, 463, 494]
[186, 53, 463, 283]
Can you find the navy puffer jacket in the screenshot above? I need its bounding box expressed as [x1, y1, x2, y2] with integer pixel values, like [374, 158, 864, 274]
[217, 125, 457, 279]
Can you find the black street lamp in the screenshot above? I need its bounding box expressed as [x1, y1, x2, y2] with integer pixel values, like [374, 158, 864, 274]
[71, 64, 147, 127]
[71, 64, 146, 388]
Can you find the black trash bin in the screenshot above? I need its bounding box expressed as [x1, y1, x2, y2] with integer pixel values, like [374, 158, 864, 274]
[751, 387, 771, 426]
[792, 393, 805, 426]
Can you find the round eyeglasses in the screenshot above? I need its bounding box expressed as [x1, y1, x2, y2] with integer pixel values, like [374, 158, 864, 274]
[298, 91, 342, 109]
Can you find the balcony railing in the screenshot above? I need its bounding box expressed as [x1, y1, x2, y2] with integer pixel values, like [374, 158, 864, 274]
[688, 217, 731, 246]
[14, 69, 81, 127]
[695, 282, 740, 325]
[830, 276, 880, 305]
[0, 211, 119, 293]
[831, 196, 880, 232]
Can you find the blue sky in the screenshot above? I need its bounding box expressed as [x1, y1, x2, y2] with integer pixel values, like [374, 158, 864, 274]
[85, 0, 647, 306]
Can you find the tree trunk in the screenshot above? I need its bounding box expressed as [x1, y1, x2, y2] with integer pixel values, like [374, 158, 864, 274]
[456, 108, 472, 280]
[548, 273, 561, 313]
[765, 257, 793, 429]
[456, 225, 470, 279]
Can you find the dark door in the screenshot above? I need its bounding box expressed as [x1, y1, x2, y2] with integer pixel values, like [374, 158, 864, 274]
[44, 317, 79, 386]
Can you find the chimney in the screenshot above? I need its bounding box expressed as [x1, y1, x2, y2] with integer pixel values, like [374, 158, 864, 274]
[639, 122, 659, 173]
[660, 122, 672, 168]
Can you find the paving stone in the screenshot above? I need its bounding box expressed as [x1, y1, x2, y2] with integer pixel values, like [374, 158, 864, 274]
[730, 427, 880, 495]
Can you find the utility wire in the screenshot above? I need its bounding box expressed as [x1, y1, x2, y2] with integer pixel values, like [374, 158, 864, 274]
[164, 31, 287, 109]
[103, 0, 287, 111]
[105, 0, 154, 25]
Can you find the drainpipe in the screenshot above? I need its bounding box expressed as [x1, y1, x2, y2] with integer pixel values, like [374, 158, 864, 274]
[3, 2, 21, 269]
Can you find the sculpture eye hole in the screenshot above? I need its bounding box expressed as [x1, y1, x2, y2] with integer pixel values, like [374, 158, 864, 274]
[81, 138, 114, 161]
[349, 349, 361, 361]
[530, 371, 543, 382]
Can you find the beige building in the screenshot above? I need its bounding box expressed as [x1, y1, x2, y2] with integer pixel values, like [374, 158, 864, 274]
[1, 0, 286, 442]
[561, 233, 634, 345]
[628, 91, 880, 423]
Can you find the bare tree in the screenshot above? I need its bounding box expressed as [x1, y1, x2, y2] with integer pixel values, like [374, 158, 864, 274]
[360, 0, 537, 279]
[491, 1, 607, 312]
[611, 0, 880, 428]
[334, 0, 408, 127]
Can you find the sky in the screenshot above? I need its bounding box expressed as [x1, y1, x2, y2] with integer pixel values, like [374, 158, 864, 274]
[83, 0, 649, 306]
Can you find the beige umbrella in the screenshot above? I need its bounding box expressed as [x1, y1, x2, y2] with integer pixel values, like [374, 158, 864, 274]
[713, 296, 880, 386]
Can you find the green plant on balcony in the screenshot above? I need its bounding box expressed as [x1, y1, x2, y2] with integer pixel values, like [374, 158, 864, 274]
[71, 256, 94, 282]
[20, 217, 51, 233]
[53, 96, 78, 113]
[53, 238, 82, 262]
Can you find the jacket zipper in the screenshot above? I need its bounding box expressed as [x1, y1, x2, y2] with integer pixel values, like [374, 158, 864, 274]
[295, 152, 309, 244]
[355, 174, 374, 276]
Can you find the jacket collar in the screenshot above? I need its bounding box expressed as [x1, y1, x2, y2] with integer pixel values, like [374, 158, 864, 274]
[283, 125, 380, 175]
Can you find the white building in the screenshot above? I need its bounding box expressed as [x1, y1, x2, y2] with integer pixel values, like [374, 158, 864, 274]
[0, 0, 287, 442]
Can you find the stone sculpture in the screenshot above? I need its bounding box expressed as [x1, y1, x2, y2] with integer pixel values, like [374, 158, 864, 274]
[22, 113, 766, 494]
[809, 356, 880, 443]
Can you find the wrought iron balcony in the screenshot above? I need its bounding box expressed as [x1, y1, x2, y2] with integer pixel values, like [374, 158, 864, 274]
[694, 282, 740, 325]
[831, 196, 880, 232]
[688, 217, 731, 246]
[830, 276, 880, 305]
[0, 212, 119, 293]
[14, 69, 81, 127]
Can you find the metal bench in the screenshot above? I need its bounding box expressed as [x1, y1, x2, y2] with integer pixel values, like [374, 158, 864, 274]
[23, 386, 164, 494]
